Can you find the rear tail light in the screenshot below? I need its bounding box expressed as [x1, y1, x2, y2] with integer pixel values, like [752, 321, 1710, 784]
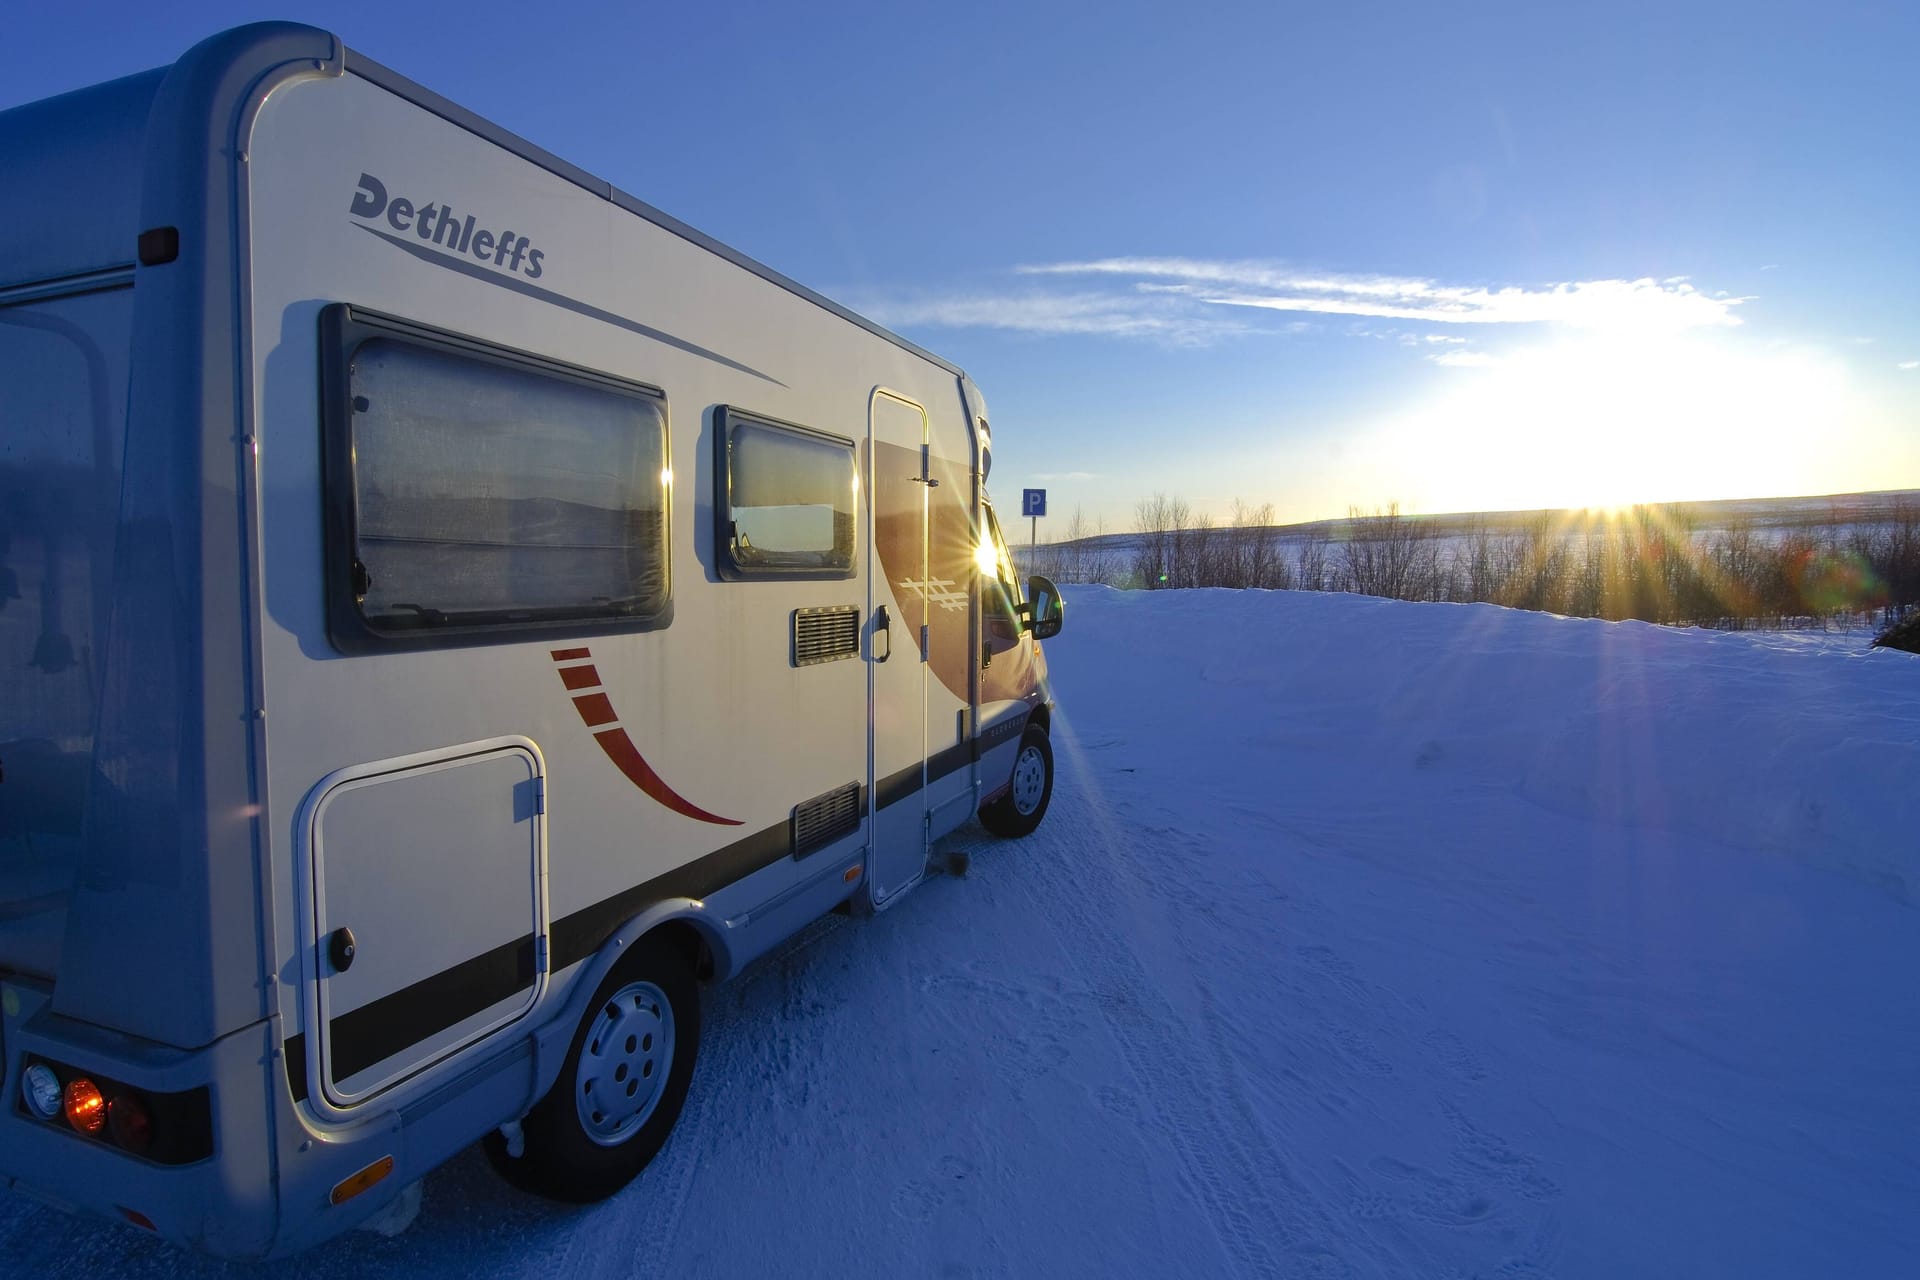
[17, 1057, 212, 1164]
[63, 1078, 107, 1135]
[108, 1093, 154, 1154]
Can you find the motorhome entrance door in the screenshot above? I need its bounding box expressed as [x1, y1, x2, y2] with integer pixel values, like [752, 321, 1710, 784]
[868, 390, 933, 903]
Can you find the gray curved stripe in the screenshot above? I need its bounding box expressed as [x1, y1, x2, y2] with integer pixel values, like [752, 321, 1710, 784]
[357, 223, 785, 386]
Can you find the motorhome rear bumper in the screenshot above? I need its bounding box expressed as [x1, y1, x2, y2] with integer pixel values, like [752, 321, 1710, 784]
[2, 970, 550, 1259]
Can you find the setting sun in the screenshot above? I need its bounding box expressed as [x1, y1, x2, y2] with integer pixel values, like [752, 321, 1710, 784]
[1360, 331, 1879, 514]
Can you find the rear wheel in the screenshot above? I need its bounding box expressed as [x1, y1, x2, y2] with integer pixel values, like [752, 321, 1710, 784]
[484, 932, 699, 1203]
[979, 723, 1054, 838]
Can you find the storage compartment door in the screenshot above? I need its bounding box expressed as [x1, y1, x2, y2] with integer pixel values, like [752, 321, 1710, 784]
[305, 740, 546, 1109]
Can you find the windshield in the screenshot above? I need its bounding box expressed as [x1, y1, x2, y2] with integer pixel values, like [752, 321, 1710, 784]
[0, 285, 130, 976]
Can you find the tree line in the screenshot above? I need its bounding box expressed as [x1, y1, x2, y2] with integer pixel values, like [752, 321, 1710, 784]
[1024, 496, 1920, 632]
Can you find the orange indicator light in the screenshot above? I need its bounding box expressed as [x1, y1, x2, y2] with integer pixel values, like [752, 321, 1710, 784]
[330, 1155, 395, 1206]
[63, 1078, 107, 1135]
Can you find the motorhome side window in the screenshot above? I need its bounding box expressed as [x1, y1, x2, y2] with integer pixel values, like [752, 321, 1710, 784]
[324, 307, 670, 650]
[716, 408, 857, 579]
[981, 502, 1025, 649]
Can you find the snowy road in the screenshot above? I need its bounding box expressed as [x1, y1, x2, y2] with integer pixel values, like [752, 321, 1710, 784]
[4, 586, 1917, 1276]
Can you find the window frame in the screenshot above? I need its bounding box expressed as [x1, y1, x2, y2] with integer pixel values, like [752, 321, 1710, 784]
[319, 303, 673, 654]
[711, 405, 859, 581]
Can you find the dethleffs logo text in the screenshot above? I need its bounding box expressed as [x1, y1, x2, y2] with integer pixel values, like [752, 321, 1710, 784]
[348, 173, 546, 279]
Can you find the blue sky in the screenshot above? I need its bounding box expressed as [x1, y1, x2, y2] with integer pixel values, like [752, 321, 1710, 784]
[9, 1, 1917, 526]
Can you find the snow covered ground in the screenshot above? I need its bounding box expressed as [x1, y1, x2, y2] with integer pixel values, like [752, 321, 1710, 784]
[5, 586, 1918, 1277]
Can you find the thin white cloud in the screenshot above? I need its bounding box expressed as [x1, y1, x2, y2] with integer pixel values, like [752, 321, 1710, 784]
[1430, 349, 1500, 368]
[1023, 258, 1745, 331]
[1034, 471, 1098, 481]
[1900, 360, 1919, 371]
[855, 289, 1248, 347]
[857, 257, 1745, 348]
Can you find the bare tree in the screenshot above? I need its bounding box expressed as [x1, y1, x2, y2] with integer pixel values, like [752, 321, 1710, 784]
[1295, 531, 1330, 593]
[1133, 493, 1174, 589]
[1224, 499, 1289, 589]
[1455, 518, 1500, 603]
[1340, 503, 1441, 601]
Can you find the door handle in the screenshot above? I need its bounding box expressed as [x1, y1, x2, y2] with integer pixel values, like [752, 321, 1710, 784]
[329, 926, 357, 974]
[874, 605, 892, 662]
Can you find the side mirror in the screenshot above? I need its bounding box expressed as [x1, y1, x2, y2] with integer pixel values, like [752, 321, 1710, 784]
[1026, 575, 1063, 640]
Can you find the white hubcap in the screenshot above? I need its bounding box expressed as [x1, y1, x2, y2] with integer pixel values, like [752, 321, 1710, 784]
[576, 980, 674, 1146]
[1012, 743, 1048, 815]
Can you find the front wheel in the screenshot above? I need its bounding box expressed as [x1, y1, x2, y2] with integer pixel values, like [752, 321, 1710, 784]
[484, 933, 699, 1203]
[979, 723, 1054, 838]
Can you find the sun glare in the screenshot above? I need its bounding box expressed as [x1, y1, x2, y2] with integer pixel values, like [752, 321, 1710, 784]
[1367, 334, 1863, 514]
[974, 540, 1001, 577]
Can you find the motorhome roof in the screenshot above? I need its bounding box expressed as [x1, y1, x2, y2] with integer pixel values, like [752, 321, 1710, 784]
[0, 69, 164, 289]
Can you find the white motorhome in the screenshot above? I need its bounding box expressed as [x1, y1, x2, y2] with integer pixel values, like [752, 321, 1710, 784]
[0, 22, 1063, 1257]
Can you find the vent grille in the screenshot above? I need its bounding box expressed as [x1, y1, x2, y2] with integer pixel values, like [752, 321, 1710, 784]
[793, 606, 860, 666]
[792, 782, 862, 858]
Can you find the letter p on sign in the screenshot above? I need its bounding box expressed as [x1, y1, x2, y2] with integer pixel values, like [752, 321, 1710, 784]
[1022, 489, 1047, 518]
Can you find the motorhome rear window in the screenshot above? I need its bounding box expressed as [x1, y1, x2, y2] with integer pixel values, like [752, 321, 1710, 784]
[323, 307, 670, 651]
[1, 283, 132, 974]
[716, 408, 856, 579]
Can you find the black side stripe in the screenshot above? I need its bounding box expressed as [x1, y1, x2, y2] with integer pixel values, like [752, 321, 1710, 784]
[548, 819, 789, 977]
[974, 711, 1030, 759]
[874, 761, 921, 812]
[873, 740, 975, 811]
[285, 739, 988, 1103]
[285, 933, 539, 1104]
[333, 934, 536, 1086]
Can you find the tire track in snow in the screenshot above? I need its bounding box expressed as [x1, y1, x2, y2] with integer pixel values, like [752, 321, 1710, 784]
[1119, 811, 1568, 1279]
[985, 752, 1567, 1279]
[982, 788, 1361, 1280]
[1088, 800, 1569, 1277]
[552, 914, 851, 1279]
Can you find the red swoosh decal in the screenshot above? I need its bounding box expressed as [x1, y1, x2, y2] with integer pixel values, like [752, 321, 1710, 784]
[551, 649, 743, 826]
[589, 728, 742, 825]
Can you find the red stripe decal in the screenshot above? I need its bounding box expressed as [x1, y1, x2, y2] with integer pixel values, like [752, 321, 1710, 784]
[550, 649, 740, 826]
[592, 729, 744, 826]
[572, 692, 618, 727]
[558, 663, 601, 691]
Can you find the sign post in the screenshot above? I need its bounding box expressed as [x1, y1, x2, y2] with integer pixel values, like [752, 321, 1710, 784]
[1021, 488, 1047, 573]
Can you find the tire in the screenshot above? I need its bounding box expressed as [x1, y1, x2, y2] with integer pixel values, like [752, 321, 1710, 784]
[484, 932, 699, 1203]
[979, 723, 1054, 838]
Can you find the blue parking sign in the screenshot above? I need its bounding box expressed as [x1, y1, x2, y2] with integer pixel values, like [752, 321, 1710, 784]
[1022, 489, 1047, 518]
